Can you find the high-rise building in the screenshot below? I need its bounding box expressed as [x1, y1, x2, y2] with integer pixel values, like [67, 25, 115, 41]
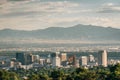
[79, 56, 87, 66]
[16, 52, 26, 65]
[98, 50, 107, 67]
[39, 59, 45, 65]
[51, 52, 61, 67]
[46, 54, 51, 64]
[88, 55, 95, 62]
[60, 53, 67, 62]
[73, 55, 76, 66]
[68, 55, 77, 67]
[16, 53, 32, 65]
[76, 60, 80, 68]
[32, 55, 39, 62]
[26, 53, 32, 65]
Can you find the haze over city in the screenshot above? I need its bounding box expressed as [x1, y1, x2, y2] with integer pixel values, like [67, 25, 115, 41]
[1, 1, 120, 80]
[0, 0, 120, 30]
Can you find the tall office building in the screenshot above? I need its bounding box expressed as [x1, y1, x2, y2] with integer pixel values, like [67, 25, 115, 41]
[16, 52, 26, 65]
[73, 55, 77, 66]
[79, 56, 87, 66]
[88, 55, 95, 62]
[68, 55, 77, 67]
[16, 53, 32, 65]
[32, 55, 39, 62]
[46, 54, 51, 64]
[98, 50, 107, 67]
[60, 53, 67, 62]
[26, 53, 32, 65]
[51, 52, 61, 67]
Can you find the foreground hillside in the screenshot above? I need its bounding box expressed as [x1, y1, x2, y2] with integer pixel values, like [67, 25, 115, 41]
[0, 63, 120, 80]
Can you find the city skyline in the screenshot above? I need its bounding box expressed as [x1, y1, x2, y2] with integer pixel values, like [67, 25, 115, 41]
[0, 0, 120, 30]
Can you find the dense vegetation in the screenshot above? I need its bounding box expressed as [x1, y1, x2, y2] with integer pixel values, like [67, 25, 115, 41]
[1, 63, 120, 80]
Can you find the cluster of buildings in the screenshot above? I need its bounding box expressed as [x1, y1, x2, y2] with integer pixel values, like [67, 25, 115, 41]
[0, 50, 119, 70]
[8, 50, 106, 69]
[79, 50, 107, 67]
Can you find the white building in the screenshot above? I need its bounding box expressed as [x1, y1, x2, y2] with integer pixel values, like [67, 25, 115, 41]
[21, 64, 33, 70]
[88, 55, 95, 62]
[39, 59, 45, 65]
[60, 53, 67, 62]
[98, 50, 107, 67]
[46, 54, 51, 64]
[80, 56, 87, 66]
[52, 52, 61, 67]
[32, 55, 40, 62]
[53, 56, 61, 67]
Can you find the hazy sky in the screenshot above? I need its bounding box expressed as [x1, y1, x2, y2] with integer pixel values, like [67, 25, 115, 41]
[0, 0, 120, 30]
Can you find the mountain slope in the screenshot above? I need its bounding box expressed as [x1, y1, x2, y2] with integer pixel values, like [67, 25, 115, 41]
[0, 24, 120, 41]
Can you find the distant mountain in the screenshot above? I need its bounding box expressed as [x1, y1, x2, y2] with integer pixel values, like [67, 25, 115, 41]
[0, 24, 120, 41]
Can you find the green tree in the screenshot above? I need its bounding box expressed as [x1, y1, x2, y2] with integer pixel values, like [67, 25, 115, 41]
[109, 63, 120, 80]
[9, 72, 19, 80]
[75, 67, 87, 74]
[51, 70, 64, 79]
[29, 74, 39, 80]
[0, 70, 3, 80]
[66, 75, 74, 80]
[39, 74, 49, 80]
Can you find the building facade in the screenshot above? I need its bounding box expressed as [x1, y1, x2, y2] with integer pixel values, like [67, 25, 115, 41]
[79, 56, 87, 66]
[98, 50, 107, 67]
[51, 52, 61, 67]
[16, 53, 32, 65]
[60, 53, 67, 62]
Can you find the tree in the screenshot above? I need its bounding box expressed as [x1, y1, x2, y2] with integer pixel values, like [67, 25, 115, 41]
[66, 75, 74, 80]
[39, 74, 49, 80]
[109, 63, 120, 80]
[29, 74, 39, 80]
[0, 70, 3, 80]
[51, 70, 64, 79]
[75, 67, 87, 74]
[9, 72, 19, 80]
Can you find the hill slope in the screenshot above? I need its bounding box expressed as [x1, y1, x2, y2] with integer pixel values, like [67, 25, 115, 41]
[0, 24, 120, 41]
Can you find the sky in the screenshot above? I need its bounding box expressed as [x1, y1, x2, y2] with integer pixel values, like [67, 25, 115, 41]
[0, 0, 120, 30]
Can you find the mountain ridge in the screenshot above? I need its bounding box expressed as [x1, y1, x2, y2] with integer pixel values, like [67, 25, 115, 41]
[0, 24, 119, 31]
[0, 24, 120, 41]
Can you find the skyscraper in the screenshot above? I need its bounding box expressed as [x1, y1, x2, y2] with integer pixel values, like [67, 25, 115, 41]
[88, 55, 95, 62]
[51, 52, 61, 67]
[68, 55, 77, 67]
[26, 53, 32, 65]
[46, 54, 51, 64]
[79, 56, 87, 66]
[16, 52, 26, 65]
[16, 53, 32, 65]
[73, 55, 77, 66]
[32, 55, 39, 62]
[60, 53, 67, 62]
[98, 50, 107, 67]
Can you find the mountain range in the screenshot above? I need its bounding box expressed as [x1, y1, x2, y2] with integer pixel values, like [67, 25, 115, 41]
[0, 24, 120, 41]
